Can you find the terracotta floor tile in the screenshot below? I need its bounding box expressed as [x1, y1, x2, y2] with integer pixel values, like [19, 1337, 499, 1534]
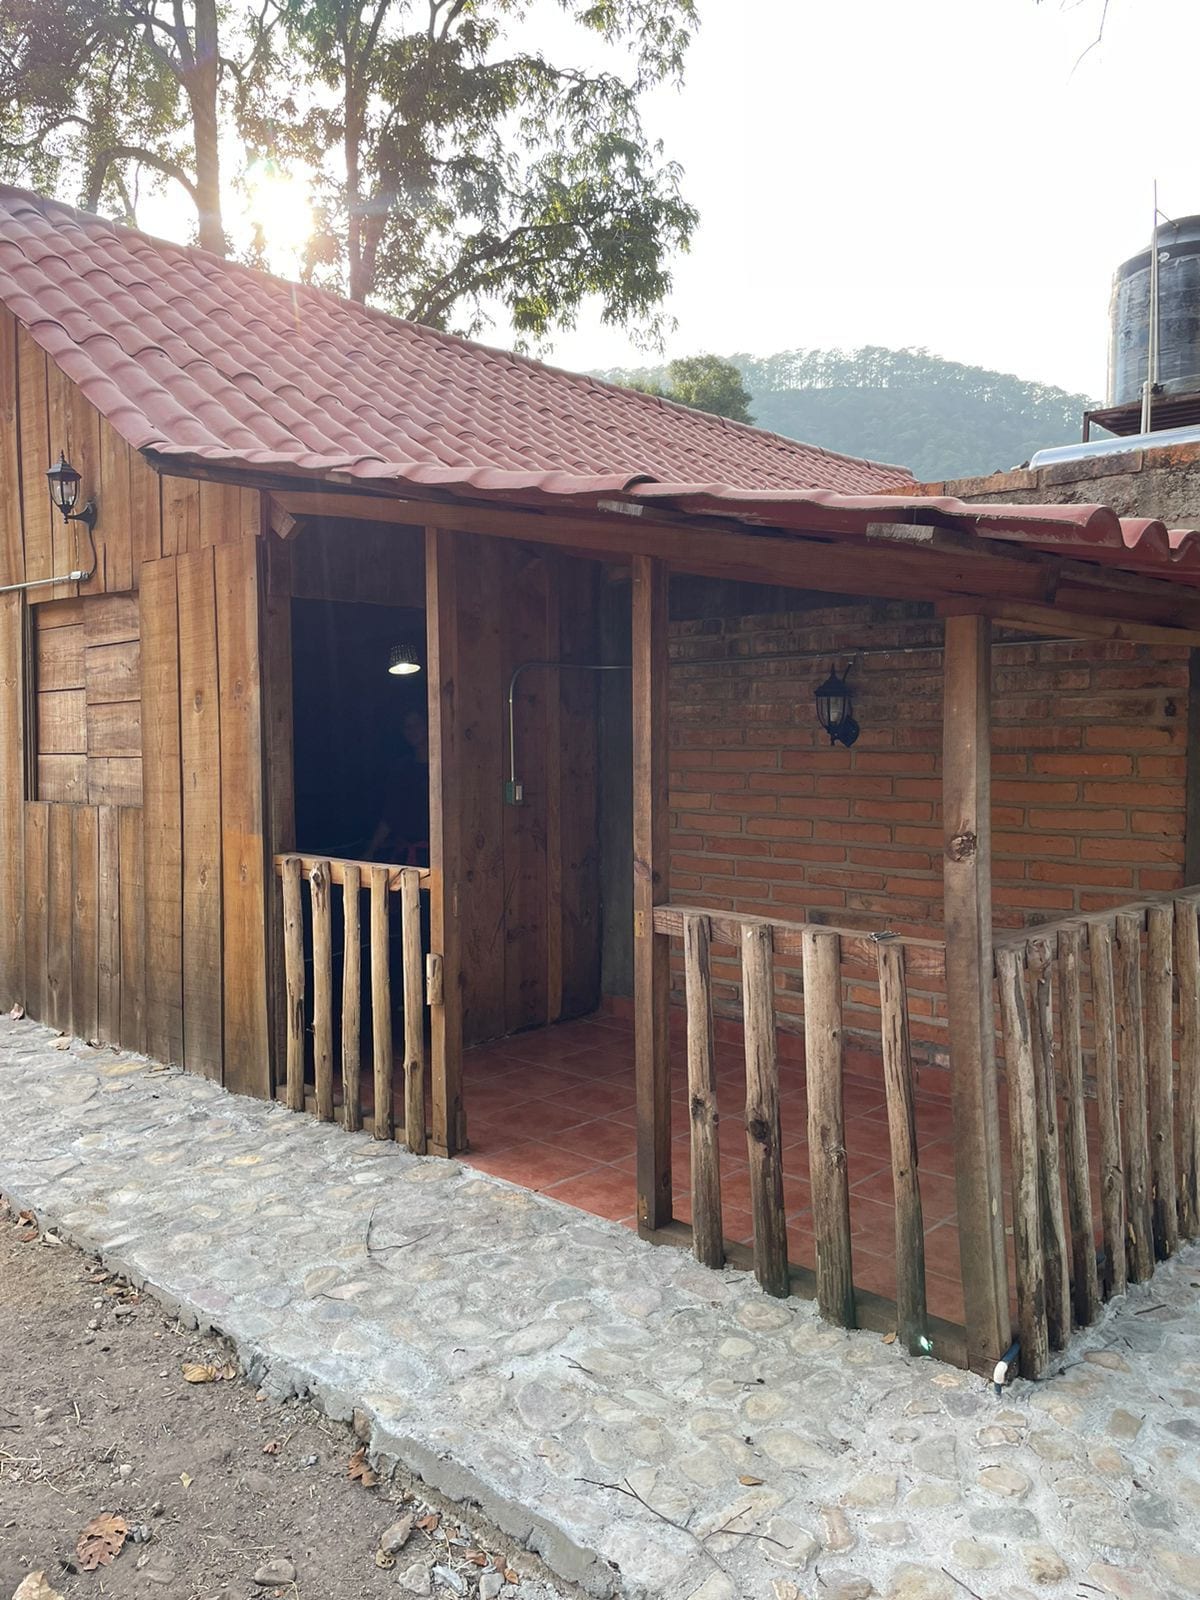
[547, 1117, 638, 1164]
[462, 1139, 600, 1190]
[542, 1164, 637, 1221]
[541, 1079, 637, 1117]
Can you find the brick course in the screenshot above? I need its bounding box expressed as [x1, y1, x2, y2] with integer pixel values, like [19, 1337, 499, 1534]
[666, 599, 1190, 1061]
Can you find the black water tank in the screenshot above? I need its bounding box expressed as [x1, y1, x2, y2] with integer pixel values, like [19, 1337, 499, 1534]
[1108, 215, 1200, 406]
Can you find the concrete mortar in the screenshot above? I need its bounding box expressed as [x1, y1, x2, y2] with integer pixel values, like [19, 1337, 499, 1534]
[2, 1017, 1200, 1600]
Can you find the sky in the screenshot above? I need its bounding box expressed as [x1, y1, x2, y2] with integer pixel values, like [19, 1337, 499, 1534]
[137, 0, 1200, 400]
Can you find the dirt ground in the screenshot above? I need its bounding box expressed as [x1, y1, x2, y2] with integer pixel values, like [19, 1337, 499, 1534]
[0, 1195, 571, 1600]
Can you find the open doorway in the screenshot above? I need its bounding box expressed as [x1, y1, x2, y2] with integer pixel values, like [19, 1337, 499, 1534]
[291, 597, 429, 866]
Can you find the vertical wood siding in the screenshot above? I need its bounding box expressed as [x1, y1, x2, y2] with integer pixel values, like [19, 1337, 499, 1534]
[0, 311, 269, 1094]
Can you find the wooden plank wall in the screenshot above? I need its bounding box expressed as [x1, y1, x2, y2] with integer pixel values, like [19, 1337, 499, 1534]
[0, 317, 269, 1094]
[268, 519, 602, 1050]
[446, 532, 601, 1045]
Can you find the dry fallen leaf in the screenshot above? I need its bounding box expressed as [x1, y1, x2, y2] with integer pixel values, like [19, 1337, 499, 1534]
[882, 1331, 898, 1346]
[262, 1438, 283, 1456]
[374, 1550, 395, 1570]
[8, 1002, 25, 1020]
[737, 1474, 765, 1486]
[179, 1472, 193, 1489]
[416, 1513, 440, 1533]
[463, 1550, 487, 1566]
[504, 1570, 519, 1585]
[76, 1513, 128, 1571]
[52, 1038, 70, 1051]
[13, 1573, 65, 1600]
[347, 1446, 379, 1489]
[181, 1360, 236, 1384]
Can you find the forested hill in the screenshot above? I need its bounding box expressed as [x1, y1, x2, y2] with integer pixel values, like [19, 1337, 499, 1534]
[593, 347, 1095, 483]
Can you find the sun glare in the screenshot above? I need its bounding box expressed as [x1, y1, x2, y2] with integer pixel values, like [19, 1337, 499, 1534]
[244, 159, 313, 265]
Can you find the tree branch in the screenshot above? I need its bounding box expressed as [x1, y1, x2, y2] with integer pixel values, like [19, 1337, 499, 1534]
[85, 145, 198, 209]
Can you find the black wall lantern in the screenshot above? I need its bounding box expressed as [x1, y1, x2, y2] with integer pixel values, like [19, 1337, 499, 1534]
[815, 662, 859, 748]
[46, 453, 96, 530]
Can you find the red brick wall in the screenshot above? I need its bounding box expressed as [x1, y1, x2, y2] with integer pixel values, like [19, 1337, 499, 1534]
[666, 599, 1190, 1059]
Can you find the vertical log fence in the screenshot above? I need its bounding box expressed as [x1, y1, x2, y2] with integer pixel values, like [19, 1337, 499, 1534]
[654, 904, 949, 1357]
[275, 854, 429, 1153]
[994, 888, 1200, 1377]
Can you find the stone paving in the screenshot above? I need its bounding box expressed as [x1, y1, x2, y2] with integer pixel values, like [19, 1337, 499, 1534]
[2, 1018, 1200, 1600]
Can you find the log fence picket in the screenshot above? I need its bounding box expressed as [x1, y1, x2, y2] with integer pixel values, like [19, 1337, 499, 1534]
[994, 888, 1200, 1377]
[274, 854, 429, 1152]
[659, 902, 941, 1342]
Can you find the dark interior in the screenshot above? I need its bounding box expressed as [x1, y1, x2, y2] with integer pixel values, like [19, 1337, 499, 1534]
[291, 597, 429, 860]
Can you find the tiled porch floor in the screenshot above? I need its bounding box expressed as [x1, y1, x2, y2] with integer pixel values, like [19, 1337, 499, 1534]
[458, 1013, 979, 1326]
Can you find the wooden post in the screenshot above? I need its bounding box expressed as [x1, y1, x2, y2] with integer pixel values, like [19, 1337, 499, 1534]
[1176, 898, 1200, 1239]
[996, 946, 1049, 1380]
[941, 613, 1010, 1370]
[1058, 926, 1100, 1327]
[370, 863, 393, 1140]
[632, 553, 671, 1231]
[1145, 902, 1179, 1259]
[1089, 920, 1127, 1298]
[341, 862, 362, 1132]
[804, 926, 855, 1327]
[401, 869, 427, 1156]
[1027, 936, 1070, 1350]
[742, 922, 788, 1296]
[425, 527, 465, 1156]
[684, 913, 722, 1269]
[310, 858, 334, 1121]
[1114, 910, 1153, 1281]
[281, 854, 305, 1112]
[877, 939, 928, 1354]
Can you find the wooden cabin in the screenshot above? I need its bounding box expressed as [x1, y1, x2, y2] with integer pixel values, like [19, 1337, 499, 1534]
[3, 185, 1200, 1380]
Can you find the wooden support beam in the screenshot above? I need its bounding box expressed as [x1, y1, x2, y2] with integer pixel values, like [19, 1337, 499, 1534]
[261, 491, 1045, 607]
[632, 553, 672, 1230]
[310, 857, 333, 1122]
[401, 868, 427, 1156]
[426, 527, 465, 1156]
[370, 863, 393, 1142]
[936, 597, 1200, 649]
[281, 854, 305, 1113]
[942, 614, 1011, 1373]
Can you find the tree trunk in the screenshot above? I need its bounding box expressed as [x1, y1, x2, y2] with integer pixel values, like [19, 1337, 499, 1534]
[187, 0, 224, 255]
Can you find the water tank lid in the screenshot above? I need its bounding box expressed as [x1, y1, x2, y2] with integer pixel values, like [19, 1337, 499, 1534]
[1115, 214, 1200, 284]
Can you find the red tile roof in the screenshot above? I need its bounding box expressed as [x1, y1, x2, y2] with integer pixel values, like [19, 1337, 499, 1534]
[3, 184, 1200, 590]
[0, 185, 913, 498]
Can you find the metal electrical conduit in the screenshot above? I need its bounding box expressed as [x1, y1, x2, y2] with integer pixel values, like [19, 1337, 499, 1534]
[505, 633, 1080, 799]
[0, 520, 98, 595]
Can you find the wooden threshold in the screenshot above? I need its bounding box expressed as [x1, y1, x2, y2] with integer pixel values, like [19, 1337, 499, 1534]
[639, 1218, 970, 1371]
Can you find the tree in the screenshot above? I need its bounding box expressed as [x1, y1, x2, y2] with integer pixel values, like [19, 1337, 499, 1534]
[257, 0, 697, 335]
[0, 0, 241, 255]
[663, 354, 753, 423]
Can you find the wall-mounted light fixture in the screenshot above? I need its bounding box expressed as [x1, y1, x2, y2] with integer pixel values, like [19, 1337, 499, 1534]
[387, 642, 422, 676]
[815, 662, 859, 748]
[46, 453, 97, 531]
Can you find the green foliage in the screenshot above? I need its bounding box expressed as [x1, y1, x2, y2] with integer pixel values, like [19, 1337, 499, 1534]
[0, 0, 697, 338]
[257, 0, 697, 332]
[662, 354, 753, 422]
[598, 346, 1095, 479]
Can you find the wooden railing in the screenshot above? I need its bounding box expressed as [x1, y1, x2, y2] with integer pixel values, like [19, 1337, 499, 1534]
[995, 888, 1200, 1377]
[654, 904, 948, 1356]
[275, 854, 430, 1154]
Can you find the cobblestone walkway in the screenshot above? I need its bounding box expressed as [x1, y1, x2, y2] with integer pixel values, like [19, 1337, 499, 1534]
[2, 1018, 1200, 1600]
